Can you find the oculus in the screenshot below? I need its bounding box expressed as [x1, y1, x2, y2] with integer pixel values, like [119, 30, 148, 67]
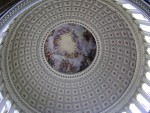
[44, 23, 96, 74]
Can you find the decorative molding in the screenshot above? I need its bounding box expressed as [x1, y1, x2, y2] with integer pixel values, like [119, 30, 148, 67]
[0, 0, 41, 33]
[127, 0, 150, 19]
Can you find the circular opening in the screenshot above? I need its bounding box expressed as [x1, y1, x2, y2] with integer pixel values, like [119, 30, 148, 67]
[44, 23, 96, 74]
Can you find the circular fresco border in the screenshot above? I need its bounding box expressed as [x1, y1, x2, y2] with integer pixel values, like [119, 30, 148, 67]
[40, 20, 101, 78]
[44, 23, 97, 74]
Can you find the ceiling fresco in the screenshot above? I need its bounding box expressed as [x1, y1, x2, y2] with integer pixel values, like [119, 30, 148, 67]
[44, 23, 96, 74]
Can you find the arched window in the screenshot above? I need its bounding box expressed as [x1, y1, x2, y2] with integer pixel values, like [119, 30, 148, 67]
[129, 103, 141, 113]
[0, 92, 3, 103]
[136, 94, 150, 112]
[1, 100, 11, 113]
[14, 110, 19, 113]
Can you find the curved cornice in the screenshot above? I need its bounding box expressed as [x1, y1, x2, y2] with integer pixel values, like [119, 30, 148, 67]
[0, 0, 41, 33]
[127, 0, 150, 19]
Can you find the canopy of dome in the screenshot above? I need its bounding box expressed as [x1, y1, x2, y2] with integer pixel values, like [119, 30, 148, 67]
[1, 0, 144, 113]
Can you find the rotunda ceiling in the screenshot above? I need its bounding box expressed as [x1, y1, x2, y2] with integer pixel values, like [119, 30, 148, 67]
[1, 0, 144, 113]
